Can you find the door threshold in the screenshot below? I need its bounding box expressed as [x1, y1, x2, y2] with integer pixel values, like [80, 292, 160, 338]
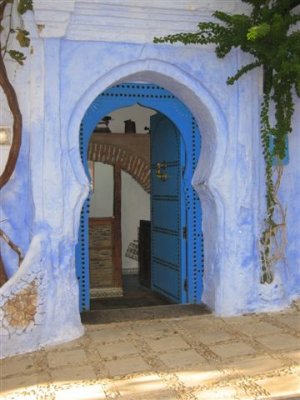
[81, 303, 211, 324]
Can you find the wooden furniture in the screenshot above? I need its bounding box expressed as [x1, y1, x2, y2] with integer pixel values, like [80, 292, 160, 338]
[138, 220, 151, 288]
[89, 217, 115, 289]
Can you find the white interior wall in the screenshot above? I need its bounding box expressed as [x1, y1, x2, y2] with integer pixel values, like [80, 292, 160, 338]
[89, 163, 113, 217]
[121, 170, 150, 273]
[0, 88, 13, 176]
[89, 104, 153, 273]
[109, 103, 155, 133]
[0, 147, 10, 176]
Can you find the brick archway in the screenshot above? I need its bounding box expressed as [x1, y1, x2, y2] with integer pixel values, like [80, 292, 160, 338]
[88, 142, 150, 193]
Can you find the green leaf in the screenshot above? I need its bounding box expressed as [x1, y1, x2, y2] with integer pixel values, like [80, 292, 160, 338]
[17, 0, 33, 15]
[247, 23, 270, 41]
[8, 50, 26, 65]
[16, 29, 30, 47]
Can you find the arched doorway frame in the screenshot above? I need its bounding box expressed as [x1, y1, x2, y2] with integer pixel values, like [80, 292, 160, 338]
[67, 60, 227, 312]
[77, 83, 202, 310]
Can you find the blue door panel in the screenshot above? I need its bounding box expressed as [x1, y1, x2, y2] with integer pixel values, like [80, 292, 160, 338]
[152, 231, 180, 266]
[152, 200, 179, 231]
[151, 167, 180, 196]
[150, 112, 184, 303]
[152, 262, 180, 302]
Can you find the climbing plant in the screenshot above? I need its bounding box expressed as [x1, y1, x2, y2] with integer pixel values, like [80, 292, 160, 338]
[154, 0, 300, 283]
[0, 0, 32, 285]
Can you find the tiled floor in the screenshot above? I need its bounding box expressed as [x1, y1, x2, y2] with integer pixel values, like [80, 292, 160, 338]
[0, 300, 299, 399]
[90, 275, 171, 311]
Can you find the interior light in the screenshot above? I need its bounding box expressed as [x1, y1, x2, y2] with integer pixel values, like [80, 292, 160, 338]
[0, 126, 11, 145]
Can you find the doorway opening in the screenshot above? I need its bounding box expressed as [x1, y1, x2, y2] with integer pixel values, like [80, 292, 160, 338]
[76, 83, 204, 313]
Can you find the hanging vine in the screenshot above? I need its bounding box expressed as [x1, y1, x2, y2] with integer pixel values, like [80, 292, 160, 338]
[154, 0, 300, 283]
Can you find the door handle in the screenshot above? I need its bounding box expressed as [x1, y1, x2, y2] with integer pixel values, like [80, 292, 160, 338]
[155, 162, 168, 181]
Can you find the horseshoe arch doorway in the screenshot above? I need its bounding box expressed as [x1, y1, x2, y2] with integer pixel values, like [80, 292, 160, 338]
[76, 83, 203, 311]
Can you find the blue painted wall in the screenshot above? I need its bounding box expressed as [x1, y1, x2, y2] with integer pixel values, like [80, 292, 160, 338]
[0, 1, 299, 357]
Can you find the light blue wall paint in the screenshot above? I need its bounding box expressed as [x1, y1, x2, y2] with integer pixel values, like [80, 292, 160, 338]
[0, 60, 34, 278]
[0, 30, 299, 357]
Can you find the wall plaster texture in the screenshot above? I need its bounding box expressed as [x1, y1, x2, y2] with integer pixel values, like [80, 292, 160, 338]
[0, 0, 299, 358]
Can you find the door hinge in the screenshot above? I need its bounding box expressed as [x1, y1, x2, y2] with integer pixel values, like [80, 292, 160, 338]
[184, 278, 188, 292]
[183, 226, 187, 239]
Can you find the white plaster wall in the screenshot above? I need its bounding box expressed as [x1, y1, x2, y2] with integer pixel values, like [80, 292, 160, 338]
[278, 93, 300, 300]
[61, 41, 259, 314]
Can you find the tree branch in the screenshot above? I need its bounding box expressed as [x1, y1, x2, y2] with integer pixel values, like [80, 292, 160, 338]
[0, 2, 22, 189]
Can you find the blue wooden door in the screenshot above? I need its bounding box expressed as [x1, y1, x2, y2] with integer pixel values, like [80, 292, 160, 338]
[151, 113, 187, 303]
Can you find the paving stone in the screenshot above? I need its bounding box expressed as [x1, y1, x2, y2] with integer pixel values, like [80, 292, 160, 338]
[180, 317, 226, 332]
[285, 350, 300, 363]
[158, 349, 206, 368]
[0, 392, 38, 400]
[50, 365, 96, 382]
[193, 384, 252, 400]
[119, 390, 178, 400]
[54, 383, 106, 399]
[193, 330, 234, 345]
[46, 337, 84, 351]
[255, 333, 299, 351]
[104, 355, 151, 376]
[145, 335, 190, 352]
[1, 372, 51, 395]
[133, 321, 177, 337]
[274, 314, 300, 330]
[234, 321, 283, 337]
[222, 315, 260, 326]
[208, 341, 257, 359]
[256, 373, 300, 398]
[47, 349, 88, 368]
[175, 365, 223, 387]
[0, 356, 39, 378]
[113, 373, 169, 397]
[1, 306, 299, 400]
[88, 326, 132, 343]
[223, 355, 284, 377]
[97, 341, 138, 360]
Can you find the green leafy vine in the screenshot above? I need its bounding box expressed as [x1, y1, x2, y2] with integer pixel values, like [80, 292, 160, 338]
[154, 0, 300, 283]
[0, 0, 32, 64]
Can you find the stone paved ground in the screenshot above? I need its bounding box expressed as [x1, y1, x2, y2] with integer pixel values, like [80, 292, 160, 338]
[0, 301, 299, 400]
